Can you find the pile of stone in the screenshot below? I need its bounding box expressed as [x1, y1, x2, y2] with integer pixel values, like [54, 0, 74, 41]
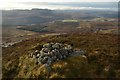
[29, 42, 85, 65]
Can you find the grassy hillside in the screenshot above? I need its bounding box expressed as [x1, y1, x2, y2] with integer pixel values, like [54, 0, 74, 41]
[42, 21, 118, 34]
[17, 25, 51, 33]
[2, 33, 120, 78]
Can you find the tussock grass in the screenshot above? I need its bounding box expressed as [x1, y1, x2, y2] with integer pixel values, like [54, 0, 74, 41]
[2, 33, 119, 78]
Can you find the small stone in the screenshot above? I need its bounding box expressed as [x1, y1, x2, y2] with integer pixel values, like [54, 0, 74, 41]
[59, 49, 66, 56]
[47, 57, 53, 65]
[56, 58, 59, 61]
[37, 54, 40, 57]
[38, 57, 42, 62]
[75, 50, 85, 55]
[52, 56, 57, 62]
[41, 57, 48, 64]
[43, 64, 52, 71]
[68, 45, 72, 49]
[41, 48, 51, 53]
[52, 43, 61, 49]
[50, 42, 54, 46]
[29, 52, 34, 58]
[63, 55, 66, 58]
[57, 53, 63, 59]
[43, 43, 52, 48]
[35, 50, 39, 53]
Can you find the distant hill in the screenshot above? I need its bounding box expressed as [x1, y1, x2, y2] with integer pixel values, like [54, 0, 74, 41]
[2, 9, 117, 25]
[2, 9, 71, 25]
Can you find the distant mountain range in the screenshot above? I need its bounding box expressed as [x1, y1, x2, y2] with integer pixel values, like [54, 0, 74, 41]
[2, 8, 118, 25]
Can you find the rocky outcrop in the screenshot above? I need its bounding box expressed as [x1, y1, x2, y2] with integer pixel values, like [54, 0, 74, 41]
[1, 40, 23, 47]
[29, 42, 85, 65]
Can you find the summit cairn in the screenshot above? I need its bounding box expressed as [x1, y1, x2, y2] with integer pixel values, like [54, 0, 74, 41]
[29, 42, 85, 65]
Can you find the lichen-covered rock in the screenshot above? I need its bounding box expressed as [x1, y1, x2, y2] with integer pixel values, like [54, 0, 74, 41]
[43, 43, 52, 48]
[41, 48, 52, 53]
[41, 57, 48, 64]
[47, 57, 53, 65]
[37, 53, 40, 57]
[52, 43, 62, 49]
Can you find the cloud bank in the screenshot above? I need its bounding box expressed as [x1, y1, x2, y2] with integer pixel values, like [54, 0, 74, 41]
[0, 2, 118, 11]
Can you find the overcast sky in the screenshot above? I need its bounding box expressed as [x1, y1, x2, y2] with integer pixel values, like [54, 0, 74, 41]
[0, 0, 119, 10]
[0, 0, 119, 2]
